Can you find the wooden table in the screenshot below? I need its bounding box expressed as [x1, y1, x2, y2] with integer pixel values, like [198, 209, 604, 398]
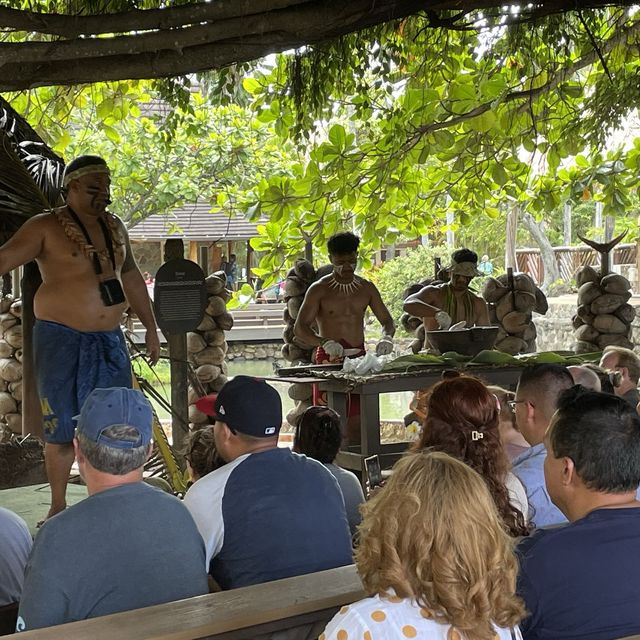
[270, 364, 526, 477]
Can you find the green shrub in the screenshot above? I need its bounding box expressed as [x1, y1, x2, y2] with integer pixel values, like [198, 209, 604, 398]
[366, 245, 449, 332]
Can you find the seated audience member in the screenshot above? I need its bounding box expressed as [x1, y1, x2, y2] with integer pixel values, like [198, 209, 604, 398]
[517, 386, 640, 640]
[184, 425, 225, 483]
[600, 345, 640, 407]
[416, 375, 529, 536]
[293, 406, 365, 537]
[511, 364, 573, 528]
[17, 388, 208, 631]
[567, 365, 601, 391]
[323, 450, 526, 639]
[0, 508, 32, 634]
[184, 376, 353, 590]
[488, 385, 530, 461]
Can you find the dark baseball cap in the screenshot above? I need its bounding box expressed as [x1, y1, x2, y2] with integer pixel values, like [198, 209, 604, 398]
[74, 387, 152, 449]
[195, 376, 282, 438]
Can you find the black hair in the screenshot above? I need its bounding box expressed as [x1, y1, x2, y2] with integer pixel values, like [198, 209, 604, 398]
[550, 385, 640, 493]
[64, 155, 108, 177]
[451, 248, 478, 264]
[327, 232, 360, 256]
[517, 364, 574, 421]
[293, 406, 342, 463]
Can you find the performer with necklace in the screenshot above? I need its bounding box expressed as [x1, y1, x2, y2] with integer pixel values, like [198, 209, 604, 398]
[403, 247, 490, 347]
[295, 232, 395, 441]
[0, 155, 159, 523]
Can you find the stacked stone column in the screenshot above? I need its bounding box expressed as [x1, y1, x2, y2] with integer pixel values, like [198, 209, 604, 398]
[573, 266, 634, 352]
[482, 273, 548, 354]
[0, 296, 23, 434]
[187, 272, 233, 427]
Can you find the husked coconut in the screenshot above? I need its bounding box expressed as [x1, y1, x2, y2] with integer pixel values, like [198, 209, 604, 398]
[203, 329, 226, 346]
[513, 273, 537, 294]
[9, 380, 21, 402]
[219, 289, 233, 303]
[496, 293, 515, 322]
[0, 340, 13, 358]
[283, 308, 292, 323]
[288, 383, 313, 401]
[194, 346, 225, 366]
[294, 259, 316, 283]
[615, 304, 636, 324]
[596, 334, 634, 350]
[196, 364, 221, 383]
[0, 314, 17, 331]
[5, 413, 21, 433]
[416, 325, 426, 341]
[287, 296, 303, 320]
[572, 314, 585, 330]
[0, 296, 13, 313]
[0, 391, 17, 415]
[577, 281, 603, 306]
[288, 344, 307, 362]
[196, 314, 216, 332]
[0, 358, 21, 382]
[513, 291, 537, 313]
[283, 325, 295, 344]
[205, 274, 226, 295]
[410, 338, 422, 353]
[575, 340, 599, 353]
[209, 374, 228, 392]
[590, 294, 626, 315]
[206, 296, 227, 317]
[488, 304, 498, 324]
[496, 336, 527, 355]
[187, 332, 207, 353]
[523, 323, 537, 342]
[482, 277, 509, 303]
[602, 273, 631, 296]
[575, 265, 599, 287]
[9, 300, 21, 318]
[4, 325, 22, 349]
[215, 311, 234, 331]
[593, 314, 628, 335]
[502, 310, 530, 334]
[285, 276, 307, 298]
[575, 324, 600, 343]
[533, 288, 549, 315]
[576, 304, 595, 325]
[14, 349, 22, 363]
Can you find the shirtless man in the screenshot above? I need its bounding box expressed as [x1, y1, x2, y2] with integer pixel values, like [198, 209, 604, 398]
[403, 248, 490, 347]
[0, 155, 159, 521]
[294, 232, 395, 364]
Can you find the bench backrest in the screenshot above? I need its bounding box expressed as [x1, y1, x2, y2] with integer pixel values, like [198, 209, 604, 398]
[7, 565, 364, 639]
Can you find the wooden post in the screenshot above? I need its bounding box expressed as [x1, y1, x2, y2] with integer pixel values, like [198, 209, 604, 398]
[164, 239, 189, 453]
[21, 262, 43, 440]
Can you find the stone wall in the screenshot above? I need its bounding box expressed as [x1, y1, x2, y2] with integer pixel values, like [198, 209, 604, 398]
[226, 342, 285, 363]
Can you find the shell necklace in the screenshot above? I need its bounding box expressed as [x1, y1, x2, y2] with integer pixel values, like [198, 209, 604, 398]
[327, 274, 363, 295]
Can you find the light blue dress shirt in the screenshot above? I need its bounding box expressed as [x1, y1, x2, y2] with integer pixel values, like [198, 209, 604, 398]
[512, 443, 567, 528]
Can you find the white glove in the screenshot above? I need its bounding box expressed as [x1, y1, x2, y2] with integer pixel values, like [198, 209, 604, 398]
[322, 340, 344, 358]
[435, 310, 452, 330]
[376, 336, 394, 356]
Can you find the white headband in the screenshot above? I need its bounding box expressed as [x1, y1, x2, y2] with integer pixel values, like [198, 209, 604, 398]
[63, 164, 110, 187]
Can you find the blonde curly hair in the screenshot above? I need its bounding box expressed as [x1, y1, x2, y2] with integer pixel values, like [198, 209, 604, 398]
[355, 450, 525, 640]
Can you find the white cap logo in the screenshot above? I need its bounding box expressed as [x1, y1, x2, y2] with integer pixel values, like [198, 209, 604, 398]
[265, 426, 276, 435]
[218, 405, 225, 415]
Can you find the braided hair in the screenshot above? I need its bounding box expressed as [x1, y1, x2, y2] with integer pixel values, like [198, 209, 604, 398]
[293, 406, 342, 463]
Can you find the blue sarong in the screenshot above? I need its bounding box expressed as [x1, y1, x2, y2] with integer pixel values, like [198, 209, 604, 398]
[34, 320, 132, 444]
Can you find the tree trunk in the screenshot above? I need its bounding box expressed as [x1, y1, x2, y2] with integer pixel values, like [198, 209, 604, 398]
[505, 205, 518, 271]
[522, 212, 561, 291]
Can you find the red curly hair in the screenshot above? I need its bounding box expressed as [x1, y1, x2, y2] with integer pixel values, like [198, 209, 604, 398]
[415, 375, 528, 537]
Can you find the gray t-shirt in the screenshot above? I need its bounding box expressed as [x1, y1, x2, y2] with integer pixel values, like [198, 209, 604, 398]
[324, 463, 365, 537]
[17, 482, 208, 631]
[0, 507, 32, 606]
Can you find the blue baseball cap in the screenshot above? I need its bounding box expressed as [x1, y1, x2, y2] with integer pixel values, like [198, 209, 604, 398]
[195, 376, 282, 438]
[74, 387, 153, 449]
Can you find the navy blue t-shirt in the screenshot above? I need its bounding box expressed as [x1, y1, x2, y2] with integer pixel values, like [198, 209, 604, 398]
[517, 507, 640, 640]
[185, 447, 353, 589]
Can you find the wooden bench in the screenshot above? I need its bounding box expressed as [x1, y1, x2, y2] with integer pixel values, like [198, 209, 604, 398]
[6, 565, 364, 639]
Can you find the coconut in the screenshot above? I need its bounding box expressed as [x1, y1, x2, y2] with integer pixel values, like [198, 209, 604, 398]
[287, 296, 303, 320]
[614, 304, 636, 324]
[196, 314, 217, 332]
[205, 296, 227, 318]
[575, 340, 599, 354]
[513, 273, 537, 294]
[9, 380, 21, 402]
[288, 383, 313, 401]
[284, 276, 307, 298]
[203, 329, 226, 347]
[575, 324, 600, 343]
[410, 338, 422, 354]
[488, 304, 498, 324]
[572, 314, 585, 330]
[5, 413, 22, 433]
[590, 294, 626, 315]
[495, 336, 527, 355]
[205, 274, 226, 295]
[513, 291, 537, 313]
[9, 300, 21, 318]
[533, 288, 549, 315]
[501, 310, 530, 335]
[0, 314, 17, 331]
[186, 332, 207, 353]
[522, 323, 537, 342]
[575, 265, 600, 287]
[601, 273, 631, 296]
[0, 391, 17, 415]
[526, 339, 537, 353]
[194, 346, 225, 366]
[288, 343, 307, 362]
[294, 259, 316, 283]
[219, 288, 233, 303]
[209, 374, 228, 392]
[576, 304, 595, 325]
[283, 324, 295, 344]
[0, 296, 13, 313]
[195, 364, 221, 383]
[14, 349, 22, 364]
[0, 340, 13, 358]
[495, 293, 515, 322]
[577, 281, 603, 306]
[4, 325, 22, 349]
[188, 404, 209, 425]
[482, 278, 509, 303]
[215, 311, 234, 331]
[0, 358, 21, 382]
[596, 334, 634, 350]
[593, 314, 628, 335]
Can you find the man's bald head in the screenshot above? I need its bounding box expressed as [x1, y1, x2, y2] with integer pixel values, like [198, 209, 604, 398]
[568, 365, 602, 392]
